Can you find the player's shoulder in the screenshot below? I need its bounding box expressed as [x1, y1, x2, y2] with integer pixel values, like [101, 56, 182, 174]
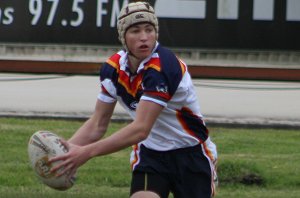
[143, 44, 188, 96]
[154, 45, 187, 79]
[104, 50, 126, 71]
[155, 45, 176, 60]
[100, 50, 126, 78]
[156, 45, 185, 70]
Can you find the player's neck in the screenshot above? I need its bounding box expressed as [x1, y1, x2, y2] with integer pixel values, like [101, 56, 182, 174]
[127, 54, 141, 74]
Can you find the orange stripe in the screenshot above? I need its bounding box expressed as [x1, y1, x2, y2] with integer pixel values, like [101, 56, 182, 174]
[176, 115, 202, 143]
[118, 71, 143, 97]
[145, 63, 161, 72]
[106, 59, 119, 71]
[202, 143, 217, 197]
[106, 54, 121, 71]
[178, 59, 187, 76]
[131, 74, 143, 92]
[145, 58, 161, 72]
[130, 144, 139, 170]
[176, 107, 205, 143]
[203, 142, 214, 163]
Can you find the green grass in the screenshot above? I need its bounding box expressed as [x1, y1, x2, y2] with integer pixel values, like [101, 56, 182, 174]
[0, 117, 300, 197]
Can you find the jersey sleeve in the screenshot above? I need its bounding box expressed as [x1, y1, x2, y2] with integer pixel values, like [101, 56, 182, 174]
[141, 46, 186, 107]
[98, 61, 118, 103]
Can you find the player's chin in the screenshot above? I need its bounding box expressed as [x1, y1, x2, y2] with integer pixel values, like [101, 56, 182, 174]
[135, 51, 151, 60]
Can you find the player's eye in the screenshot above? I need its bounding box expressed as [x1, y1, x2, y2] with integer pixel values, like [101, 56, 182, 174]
[128, 28, 140, 34]
[145, 27, 154, 33]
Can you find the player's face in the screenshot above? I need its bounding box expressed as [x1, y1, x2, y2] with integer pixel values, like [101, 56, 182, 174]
[125, 23, 157, 60]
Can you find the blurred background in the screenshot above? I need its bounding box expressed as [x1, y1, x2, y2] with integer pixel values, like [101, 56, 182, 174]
[0, 0, 299, 80]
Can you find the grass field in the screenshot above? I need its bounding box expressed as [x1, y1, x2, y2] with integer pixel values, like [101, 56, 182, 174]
[0, 117, 300, 198]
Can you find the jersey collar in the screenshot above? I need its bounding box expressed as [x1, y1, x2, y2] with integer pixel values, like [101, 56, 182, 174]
[120, 42, 160, 75]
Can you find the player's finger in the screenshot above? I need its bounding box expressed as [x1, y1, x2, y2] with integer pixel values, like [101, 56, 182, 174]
[57, 162, 76, 177]
[48, 154, 67, 163]
[50, 157, 70, 174]
[68, 170, 77, 182]
[59, 138, 70, 150]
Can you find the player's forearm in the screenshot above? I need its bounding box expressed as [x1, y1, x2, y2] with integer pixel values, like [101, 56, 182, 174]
[68, 100, 116, 146]
[84, 121, 149, 158]
[68, 117, 107, 146]
[81, 100, 162, 159]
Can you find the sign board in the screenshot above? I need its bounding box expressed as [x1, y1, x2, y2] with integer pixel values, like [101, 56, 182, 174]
[0, 0, 299, 50]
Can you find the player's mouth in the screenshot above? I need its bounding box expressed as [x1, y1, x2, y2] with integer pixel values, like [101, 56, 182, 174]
[139, 44, 149, 51]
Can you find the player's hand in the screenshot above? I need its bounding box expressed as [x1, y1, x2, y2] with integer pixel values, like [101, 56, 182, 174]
[49, 139, 89, 178]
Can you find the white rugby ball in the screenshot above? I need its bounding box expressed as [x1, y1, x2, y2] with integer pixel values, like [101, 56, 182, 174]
[28, 131, 75, 190]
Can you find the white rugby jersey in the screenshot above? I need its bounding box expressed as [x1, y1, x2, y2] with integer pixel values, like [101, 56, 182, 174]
[98, 43, 217, 162]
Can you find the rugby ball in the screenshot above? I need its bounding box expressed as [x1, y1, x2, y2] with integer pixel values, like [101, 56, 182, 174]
[28, 131, 75, 190]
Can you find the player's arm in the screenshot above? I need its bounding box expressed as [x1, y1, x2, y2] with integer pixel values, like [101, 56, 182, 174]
[68, 99, 116, 146]
[50, 100, 163, 176]
[87, 99, 163, 156]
